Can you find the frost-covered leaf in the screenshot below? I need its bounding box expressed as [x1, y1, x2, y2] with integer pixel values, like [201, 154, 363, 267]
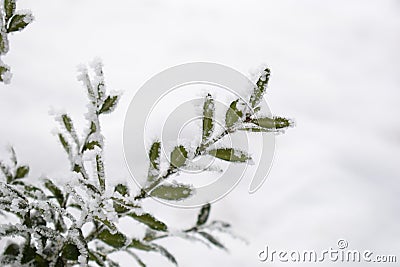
[3, 242, 19, 256]
[128, 212, 168, 232]
[21, 245, 36, 264]
[114, 183, 129, 196]
[126, 251, 146, 267]
[30, 211, 46, 227]
[98, 229, 127, 249]
[148, 141, 161, 182]
[4, 0, 16, 21]
[0, 182, 27, 201]
[208, 148, 250, 163]
[82, 140, 101, 151]
[61, 114, 74, 134]
[112, 197, 139, 214]
[148, 141, 160, 167]
[15, 165, 29, 179]
[23, 185, 45, 199]
[225, 99, 243, 128]
[251, 117, 274, 128]
[238, 126, 274, 132]
[58, 133, 71, 154]
[55, 257, 64, 267]
[55, 215, 67, 233]
[99, 95, 119, 114]
[89, 251, 106, 267]
[108, 261, 121, 267]
[62, 243, 80, 260]
[196, 203, 211, 226]
[78, 178, 100, 195]
[198, 231, 226, 250]
[202, 94, 215, 142]
[0, 161, 13, 183]
[44, 179, 64, 206]
[249, 68, 270, 108]
[150, 183, 193, 201]
[7, 11, 34, 33]
[96, 155, 105, 192]
[113, 201, 129, 214]
[170, 145, 187, 168]
[249, 116, 293, 131]
[0, 63, 11, 84]
[0, 32, 9, 55]
[129, 239, 155, 251]
[153, 244, 177, 266]
[94, 216, 117, 233]
[9, 147, 17, 166]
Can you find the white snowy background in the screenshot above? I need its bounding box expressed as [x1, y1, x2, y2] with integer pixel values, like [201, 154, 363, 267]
[1, 0, 400, 266]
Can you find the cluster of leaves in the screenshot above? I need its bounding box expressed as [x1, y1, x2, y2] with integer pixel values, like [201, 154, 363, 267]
[0, 61, 240, 266]
[0, 0, 34, 84]
[138, 67, 294, 201]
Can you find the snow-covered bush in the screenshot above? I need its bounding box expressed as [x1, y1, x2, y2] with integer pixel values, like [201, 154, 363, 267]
[0, 60, 293, 266]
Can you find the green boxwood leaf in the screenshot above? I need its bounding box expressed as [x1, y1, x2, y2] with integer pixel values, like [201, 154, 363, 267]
[78, 179, 100, 195]
[208, 148, 250, 162]
[249, 68, 270, 108]
[198, 231, 226, 250]
[61, 114, 74, 133]
[150, 183, 193, 201]
[62, 243, 80, 260]
[114, 183, 129, 196]
[202, 94, 215, 142]
[0, 32, 9, 55]
[0, 63, 11, 84]
[149, 141, 161, 170]
[4, 0, 16, 21]
[94, 216, 117, 233]
[58, 133, 71, 154]
[21, 245, 36, 264]
[251, 117, 274, 128]
[89, 251, 106, 267]
[82, 140, 101, 151]
[251, 116, 292, 130]
[55, 257, 65, 267]
[98, 229, 127, 249]
[129, 239, 155, 251]
[148, 141, 161, 182]
[196, 203, 211, 226]
[128, 212, 168, 232]
[153, 244, 177, 266]
[99, 95, 119, 114]
[127, 251, 146, 267]
[7, 12, 34, 33]
[238, 126, 273, 132]
[225, 99, 243, 128]
[15, 165, 29, 179]
[44, 179, 64, 206]
[0, 161, 13, 183]
[4, 242, 19, 256]
[170, 145, 187, 168]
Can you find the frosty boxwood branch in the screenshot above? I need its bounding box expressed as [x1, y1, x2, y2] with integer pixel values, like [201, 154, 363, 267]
[135, 67, 293, 202]
[0, 0, 34, 84]
[1, 60, 266, 266]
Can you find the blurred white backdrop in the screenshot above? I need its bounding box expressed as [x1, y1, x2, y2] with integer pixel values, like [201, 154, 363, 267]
[1, 0, 400, 266]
